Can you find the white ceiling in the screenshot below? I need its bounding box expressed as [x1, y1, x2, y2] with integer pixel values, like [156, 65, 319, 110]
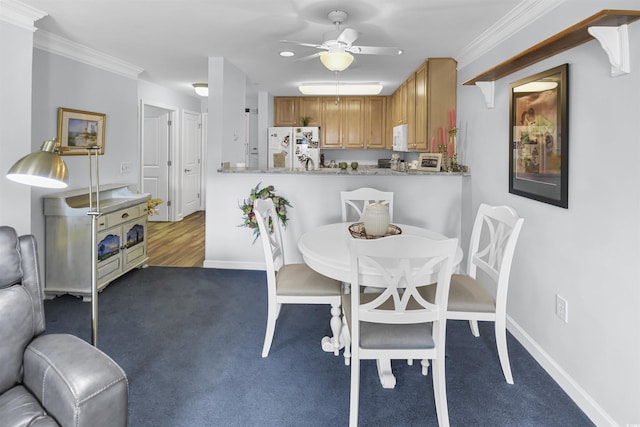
[18, 0, 528, 99]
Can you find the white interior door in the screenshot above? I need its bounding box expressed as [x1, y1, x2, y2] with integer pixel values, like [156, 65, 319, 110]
[182, 110, 202, 217]
[143, 105, 171, 222]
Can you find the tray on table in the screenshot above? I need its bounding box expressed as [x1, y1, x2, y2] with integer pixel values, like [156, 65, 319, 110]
[348, 222, 402, 240]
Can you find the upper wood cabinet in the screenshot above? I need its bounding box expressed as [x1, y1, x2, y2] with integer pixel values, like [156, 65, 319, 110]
[391, 81, 407, 126]
[298, 97, 322, 126]
[421, 58, 457, 152]
[364, 97, 387, 149]
[392, 57, 457, 152]
[406, 72, 416, 147]
[273, 97, 299, 126]
[414, 62, 428, 150]
[320, 96, 365, 149]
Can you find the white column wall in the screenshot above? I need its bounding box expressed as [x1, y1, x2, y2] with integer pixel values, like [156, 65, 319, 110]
[0, 20, 36, 235]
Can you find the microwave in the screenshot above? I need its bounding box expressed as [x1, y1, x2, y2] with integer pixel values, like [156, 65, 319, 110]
[392, 124, 408, 152]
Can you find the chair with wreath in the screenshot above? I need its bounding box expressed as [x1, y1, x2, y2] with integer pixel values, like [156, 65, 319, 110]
[253, 198, 342, 357]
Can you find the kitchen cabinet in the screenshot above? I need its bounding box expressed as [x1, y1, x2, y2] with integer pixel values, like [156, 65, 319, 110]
[406, 72, 416, 148]
[364, 97, 387, 149]
[390, 57, 457, 152]
[43, 184, 150, 301]
[417, 58, 457, 152]
[414, 62, 428, 150]
[298, 97, 322, 126]
[391, 81, 407, 126]
[320, 96, 365, 149]
[273, 97, 299, 126]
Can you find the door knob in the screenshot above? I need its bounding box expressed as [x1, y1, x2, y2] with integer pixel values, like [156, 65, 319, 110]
[184, 169, 191, 173]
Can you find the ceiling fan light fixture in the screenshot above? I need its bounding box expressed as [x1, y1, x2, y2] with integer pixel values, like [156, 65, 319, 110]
[298, 83, 383, 96]
[192, 83, 208, 97]
[319, 51, 354, 71]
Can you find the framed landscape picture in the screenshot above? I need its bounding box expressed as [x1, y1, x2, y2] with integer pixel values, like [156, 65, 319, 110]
[57, 108, 106, 155]
[509, 64, 568, 208]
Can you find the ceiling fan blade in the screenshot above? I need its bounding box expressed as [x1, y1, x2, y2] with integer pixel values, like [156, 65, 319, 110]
[348, 45, 403, 56]
[293, 52, 321, 63]
[337, 28, 359, 46]
[280, 40, 323, 49]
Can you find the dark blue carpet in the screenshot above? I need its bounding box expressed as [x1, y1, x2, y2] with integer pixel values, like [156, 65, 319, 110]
[44, 267, 593, 426]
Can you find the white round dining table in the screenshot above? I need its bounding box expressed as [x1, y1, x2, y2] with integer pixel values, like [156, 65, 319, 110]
[298, 222, 463, 389]
[298, 222, 463, 283]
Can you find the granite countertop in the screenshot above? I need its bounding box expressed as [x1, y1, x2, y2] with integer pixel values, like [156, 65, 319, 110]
[218, 165, 469, 176]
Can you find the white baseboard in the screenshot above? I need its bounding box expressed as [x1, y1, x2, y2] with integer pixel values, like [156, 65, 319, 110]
[506, 315, 617, 427]
[203, 259, 264, 270]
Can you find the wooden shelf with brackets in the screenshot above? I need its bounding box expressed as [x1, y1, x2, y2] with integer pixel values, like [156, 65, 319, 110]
[464, 9, 640, 106]
[464, 9, 640, 85]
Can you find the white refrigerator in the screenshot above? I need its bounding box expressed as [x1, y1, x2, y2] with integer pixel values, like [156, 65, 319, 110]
[268, 127, 320, 170]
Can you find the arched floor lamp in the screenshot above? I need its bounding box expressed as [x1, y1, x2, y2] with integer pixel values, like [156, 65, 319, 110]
[7, 139, 102, 346]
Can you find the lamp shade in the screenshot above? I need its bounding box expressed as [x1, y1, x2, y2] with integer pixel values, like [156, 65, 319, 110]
[319, 51, 354, 72]
[6, 139, 68, 189]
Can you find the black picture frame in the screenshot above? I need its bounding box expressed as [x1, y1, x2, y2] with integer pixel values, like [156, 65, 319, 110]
[509, 64, 568, 208]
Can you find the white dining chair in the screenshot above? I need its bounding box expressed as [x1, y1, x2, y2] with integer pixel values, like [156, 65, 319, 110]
[422, 203, 524, 384]
[253, 198, 343, 358]
[343, 234, 458, 427]
[340, 187, 394, 222]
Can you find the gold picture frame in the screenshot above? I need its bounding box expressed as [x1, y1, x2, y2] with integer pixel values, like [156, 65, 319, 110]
[418, 153, 442, 171]
[57, 108, 106, 155]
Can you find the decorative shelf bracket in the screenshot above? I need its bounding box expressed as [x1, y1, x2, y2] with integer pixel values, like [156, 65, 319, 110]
[475, 81, 495, 109]
[588, 24, 630, 77]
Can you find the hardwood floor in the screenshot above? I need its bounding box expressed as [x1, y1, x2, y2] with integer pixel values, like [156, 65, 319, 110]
[146, 211, 205, 267]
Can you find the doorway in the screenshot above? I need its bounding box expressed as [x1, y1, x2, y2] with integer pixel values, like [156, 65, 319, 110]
[141, 101, 177, 222]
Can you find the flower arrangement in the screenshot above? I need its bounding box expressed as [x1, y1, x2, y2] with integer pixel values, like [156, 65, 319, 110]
[239, 183, 292, 240]
[147, 198, 163, 216]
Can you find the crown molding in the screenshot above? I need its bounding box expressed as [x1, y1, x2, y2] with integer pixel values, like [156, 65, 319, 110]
[0, 0, 47, 31]
[456, 0, 566, 70]
[34, 29, 144, 79]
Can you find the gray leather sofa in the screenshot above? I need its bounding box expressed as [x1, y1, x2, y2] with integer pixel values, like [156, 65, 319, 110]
[0, 226, 128, 426]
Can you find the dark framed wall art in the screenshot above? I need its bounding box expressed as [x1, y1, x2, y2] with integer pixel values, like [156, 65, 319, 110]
[509, 64, 568, 208]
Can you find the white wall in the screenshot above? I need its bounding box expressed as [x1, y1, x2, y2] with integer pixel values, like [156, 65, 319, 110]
[30, 48, 140, 256]
[457, 2, 640, 425]
[204, 173, 465, 269]
[0, 20, 36, 235]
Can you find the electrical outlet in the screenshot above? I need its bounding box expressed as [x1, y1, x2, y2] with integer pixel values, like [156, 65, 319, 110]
[556, 294, 568, 323]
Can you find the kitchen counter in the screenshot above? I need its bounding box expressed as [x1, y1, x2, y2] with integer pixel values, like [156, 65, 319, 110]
[218, 166, 469, 176]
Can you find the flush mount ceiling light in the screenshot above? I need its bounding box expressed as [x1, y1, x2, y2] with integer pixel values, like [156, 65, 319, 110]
[279, 51, 295, 57]
[298, 82, 383, 95]
[192, 83, 208, 97]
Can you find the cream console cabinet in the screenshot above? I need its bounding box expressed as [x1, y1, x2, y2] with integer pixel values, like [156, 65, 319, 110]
[43, 184, 150, 301]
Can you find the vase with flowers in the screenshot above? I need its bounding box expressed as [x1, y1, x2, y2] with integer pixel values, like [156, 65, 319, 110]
[147, 198, 163, 216]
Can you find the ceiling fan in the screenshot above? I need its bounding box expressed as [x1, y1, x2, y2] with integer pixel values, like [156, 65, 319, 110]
[281, 10, 403, 71]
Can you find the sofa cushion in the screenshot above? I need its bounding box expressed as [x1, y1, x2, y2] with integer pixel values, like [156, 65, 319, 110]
[0, 226, 22, 289]
[0, 385, 59, 426]
[0, 285, 34, 394]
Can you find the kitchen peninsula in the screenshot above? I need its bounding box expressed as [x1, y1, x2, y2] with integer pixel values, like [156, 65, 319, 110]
[205, 168, 469, 271]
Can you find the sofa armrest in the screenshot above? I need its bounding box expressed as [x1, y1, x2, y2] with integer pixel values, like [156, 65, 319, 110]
[23, 334, 128, 427]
